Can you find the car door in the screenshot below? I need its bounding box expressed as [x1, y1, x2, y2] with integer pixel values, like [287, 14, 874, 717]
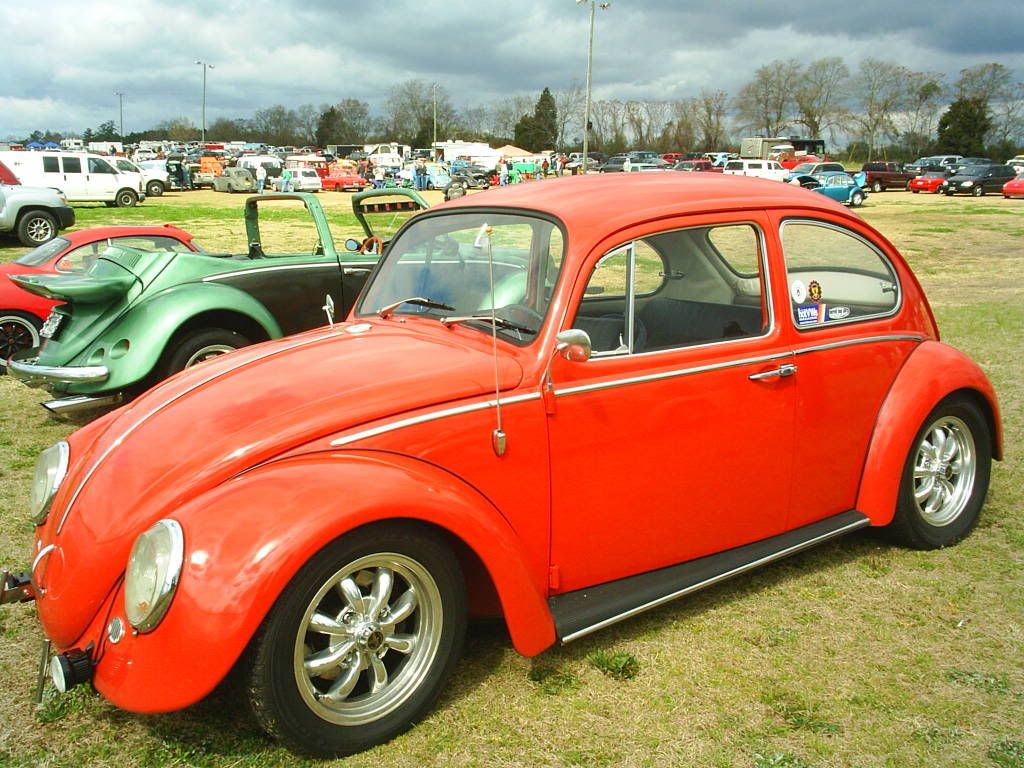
[775, 216, 917, 530]
[87, 157, 119, 200]
[547, 213, 795, 593]
[59, 155, 87, 198]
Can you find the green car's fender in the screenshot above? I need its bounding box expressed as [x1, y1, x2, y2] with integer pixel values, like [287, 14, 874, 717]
[68, 281, 284, 394]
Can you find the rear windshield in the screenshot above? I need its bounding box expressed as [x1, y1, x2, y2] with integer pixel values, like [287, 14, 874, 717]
[15, 237, 70, 266]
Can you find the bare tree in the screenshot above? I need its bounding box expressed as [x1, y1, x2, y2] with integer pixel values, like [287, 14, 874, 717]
[850, 58, 908, 159]
[554, 80, 585, 149]
[892, 72, 945, 158]
[491, 94, 535, 140]
[383, 80, 457, 146]
[733, 59, 800, 136]
[955, 63, 1013, 103]
[792, 57, 849, 140]
[696, 90, 729, 151]
[989, 81, 1024, 147]
[660, 99, 699, 151]
[589, 99, 628, 153]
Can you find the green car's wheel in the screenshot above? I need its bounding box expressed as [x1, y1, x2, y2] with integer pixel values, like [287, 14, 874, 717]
[161, 327, 251, 377]
[246, 522, 466, 757]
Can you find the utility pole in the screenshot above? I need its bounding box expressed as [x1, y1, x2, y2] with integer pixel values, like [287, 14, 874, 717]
[578, 0, 610, 172]
[114, 92, 125, 139]
[194, 60, 215, 144]
[432, 82, 439, 160]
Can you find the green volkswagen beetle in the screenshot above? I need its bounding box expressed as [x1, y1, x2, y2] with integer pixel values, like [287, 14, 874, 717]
[7, 190, 428, 420]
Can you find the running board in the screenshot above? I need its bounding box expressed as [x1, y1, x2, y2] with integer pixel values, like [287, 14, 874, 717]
[550, 510, 870, 644]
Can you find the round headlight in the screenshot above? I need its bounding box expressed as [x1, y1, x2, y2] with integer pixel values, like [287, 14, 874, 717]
[30, 442, 69, 525]
[125, 520, 184, 632]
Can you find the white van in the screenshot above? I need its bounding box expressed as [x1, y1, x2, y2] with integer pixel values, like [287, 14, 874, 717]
[108, 156, 169, 197]
[0, 151, 146, 206]
[236, 154, 283, 180]
[722, 158, 789, 182]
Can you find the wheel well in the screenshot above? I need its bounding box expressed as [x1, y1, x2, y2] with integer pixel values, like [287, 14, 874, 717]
[15, 206, 56, 224]
[952, 387, 1002, 461]
[170, 309, 272, 346]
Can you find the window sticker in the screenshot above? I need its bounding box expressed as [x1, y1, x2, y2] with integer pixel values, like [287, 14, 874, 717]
[797, 304, 827, 325]
[828, 306, 850, 320]
[807, 280, 822, 303]
[790, 280, 807, 303]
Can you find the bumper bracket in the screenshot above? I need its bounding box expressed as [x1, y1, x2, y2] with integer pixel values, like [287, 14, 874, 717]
[1, 569, 35, 605]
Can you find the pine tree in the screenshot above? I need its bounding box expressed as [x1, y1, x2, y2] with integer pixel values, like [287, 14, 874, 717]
[935, 98, 991, 156]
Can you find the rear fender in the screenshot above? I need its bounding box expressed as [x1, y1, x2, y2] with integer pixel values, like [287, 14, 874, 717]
[72, 282, 282, 392]
[857, 341, 1002, 525]
[91, 451, 554, 713]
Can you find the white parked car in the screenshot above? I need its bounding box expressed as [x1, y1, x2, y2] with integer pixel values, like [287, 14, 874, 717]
[109, 156, 169, 197]
[722, 159, 789, 182]
[273, 168, 322, 192]
[0, 150, 146, 206]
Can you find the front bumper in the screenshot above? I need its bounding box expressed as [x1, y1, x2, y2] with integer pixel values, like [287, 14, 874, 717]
[55, 206, 75, 229]
[7, 348, 109, 388]
[1, 569, 34, 605]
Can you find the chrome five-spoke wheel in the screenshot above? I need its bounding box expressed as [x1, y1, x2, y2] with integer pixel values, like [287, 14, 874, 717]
[294, 554, 442, 725]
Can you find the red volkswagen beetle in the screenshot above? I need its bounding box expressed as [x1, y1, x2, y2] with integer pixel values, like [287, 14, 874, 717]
[0, 225, 200, 361]
[322, 168, 369, 192]
[2, 174, 1001, 757]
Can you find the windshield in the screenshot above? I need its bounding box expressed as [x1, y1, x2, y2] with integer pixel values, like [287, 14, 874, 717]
[15, 237, 70, 266]
[792, 163, 814, 173]
[357, 211, 565, 344]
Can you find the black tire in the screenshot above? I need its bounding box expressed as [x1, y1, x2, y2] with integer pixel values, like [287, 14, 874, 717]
[850, 190, 865, 207]
[0, 310, 42, 364]
[871, 180, 883, 193]
[104, 201, 117, 207]
[15, 210, 58, 247]
[911, 189, 920, 194]
[245, 522, 466, 757]
[885, 395, 992, 550]
[116, 188, 138, 208]
[160, 327, 250, 377]
[146, 180, 165, 197]
[972, 185, 984, 197]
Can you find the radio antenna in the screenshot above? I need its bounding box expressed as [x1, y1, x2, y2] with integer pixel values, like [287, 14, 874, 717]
[475, 223, 506, 456]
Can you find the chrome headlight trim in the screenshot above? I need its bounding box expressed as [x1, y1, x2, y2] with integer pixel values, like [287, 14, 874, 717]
[30, 441, 70, 525]
[124, 519, 184, 633]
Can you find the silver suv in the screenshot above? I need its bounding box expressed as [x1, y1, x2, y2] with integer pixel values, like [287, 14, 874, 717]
[0, 160, 75, 246]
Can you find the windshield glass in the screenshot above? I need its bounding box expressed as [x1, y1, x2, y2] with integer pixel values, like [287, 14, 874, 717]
[792, 163, 814, 173]
[357, 211, 565, 344]
[15, 237, 70, 266]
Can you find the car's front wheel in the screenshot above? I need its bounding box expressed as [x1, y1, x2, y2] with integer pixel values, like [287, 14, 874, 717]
[16, 210, 58, 246]
[116, 188, 138, 207]
[246, 523, 466, 757]
[886, 395, 992, 549]
[871, 180, 883, 193]
[146, 180, 165, 197]
[972, 186, 984, 197]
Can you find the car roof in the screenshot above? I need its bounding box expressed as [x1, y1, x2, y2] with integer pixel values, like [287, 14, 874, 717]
[62, 225, 193, 245]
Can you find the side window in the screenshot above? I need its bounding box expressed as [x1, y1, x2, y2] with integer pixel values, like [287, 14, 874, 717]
[55, 243, 104, 273]
[62, 157, 82, 174]
[43, 157, 60, 173]
[88, 158, 116, 174]
[782, 221, 899, 328]
[572, 224, 768, 356]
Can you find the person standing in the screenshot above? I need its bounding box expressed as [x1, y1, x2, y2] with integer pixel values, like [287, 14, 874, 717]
[255, 164, 267, 194]
[498, 158, 508, 186]
[541, 158, 550, 178]
[281, 167, 293, 192]
[623, 156, 632, 173]
[373, 163, 385, 189]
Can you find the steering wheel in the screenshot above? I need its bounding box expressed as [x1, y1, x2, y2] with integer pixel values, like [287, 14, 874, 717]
[358, 236, 383, 255]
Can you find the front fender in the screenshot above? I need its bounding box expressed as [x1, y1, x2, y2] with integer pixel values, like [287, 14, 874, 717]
[69, 281, 283, 393]
[91, 451, 554, 713]
[856, 341, 1002, 526]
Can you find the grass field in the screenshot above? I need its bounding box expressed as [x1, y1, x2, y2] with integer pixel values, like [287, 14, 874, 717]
[0, 186, 1022, 768]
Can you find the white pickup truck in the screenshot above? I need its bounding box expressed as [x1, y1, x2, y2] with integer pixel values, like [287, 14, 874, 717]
[0, 159, 75, 246]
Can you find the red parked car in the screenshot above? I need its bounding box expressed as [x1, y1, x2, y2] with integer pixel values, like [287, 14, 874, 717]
[0, 225, 200, 361]
[1002, 173, 1024, 198]
[2, 174, 1001, 757]
[322, 168, 369, 191]
[908, 170, 950, 194]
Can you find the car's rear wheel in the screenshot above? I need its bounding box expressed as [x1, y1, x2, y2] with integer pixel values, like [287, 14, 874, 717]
[911, 188, 920, 194]
[16, 210, 58, 247]
[246, 523, 466, 757]
[0, 311, 42, 365]
[871, 180, 883, 193]
[161, 327, 251, 376]
[116, 188, 138, 207]
[886, 395, 991, 549]
[850, 190, 865, 207]
[146, 180, 165, 197]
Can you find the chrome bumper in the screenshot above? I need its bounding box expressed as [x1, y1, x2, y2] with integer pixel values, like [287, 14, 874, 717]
[42, 393, 125, 423]
[7, 348, 109, 388]
[1, 569, 34, 605]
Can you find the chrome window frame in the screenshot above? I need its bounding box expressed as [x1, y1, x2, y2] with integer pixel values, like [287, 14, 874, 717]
[780, 218, 903, 332]
[575, 220, 774, 361]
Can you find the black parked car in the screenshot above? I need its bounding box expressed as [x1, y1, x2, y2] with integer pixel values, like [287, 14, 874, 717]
[948, 157, 993, 175]
[941, 164, 1016, 196]
[599, 156, 628, 173]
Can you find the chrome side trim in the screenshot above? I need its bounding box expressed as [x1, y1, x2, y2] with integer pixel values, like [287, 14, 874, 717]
[794, 334, 923, 355]
[201, 262, 340, 281]
[330, 392, 542, 448]
[554, 351, 791, 398]
[30, 544, 56, 595]
[56, 330, 337, 534]
[560, 517, 870, 644]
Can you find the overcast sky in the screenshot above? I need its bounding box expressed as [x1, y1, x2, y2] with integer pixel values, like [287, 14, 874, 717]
[2, 0, 1023, 139]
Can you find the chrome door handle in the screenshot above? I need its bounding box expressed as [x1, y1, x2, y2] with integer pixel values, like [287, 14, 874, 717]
[749, 363, 797, 381]
[343, 267, 372, 275]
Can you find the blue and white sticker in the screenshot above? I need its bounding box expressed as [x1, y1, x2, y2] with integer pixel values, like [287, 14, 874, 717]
[797, 303, 827, 325]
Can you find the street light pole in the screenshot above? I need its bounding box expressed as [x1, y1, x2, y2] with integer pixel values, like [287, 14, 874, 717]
[114, 92, 125, 139]
[194, 60, 214, 145]
[579, 0, 609, 173]
[432, 82, 438, 160]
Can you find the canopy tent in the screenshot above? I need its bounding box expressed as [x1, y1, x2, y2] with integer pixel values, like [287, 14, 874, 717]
[495, 144, 532, 158]
[26, 141, 43, 148]
[43, 141, 59, 148]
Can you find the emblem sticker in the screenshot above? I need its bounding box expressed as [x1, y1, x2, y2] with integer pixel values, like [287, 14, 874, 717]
[808, 280, 822, 304]
[790, 280, 807, 304]
[828, 306, 850, 320]
[797, 303, 827, 325]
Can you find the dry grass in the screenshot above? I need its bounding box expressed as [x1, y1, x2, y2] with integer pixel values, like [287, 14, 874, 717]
[0, 188, 1021, 768]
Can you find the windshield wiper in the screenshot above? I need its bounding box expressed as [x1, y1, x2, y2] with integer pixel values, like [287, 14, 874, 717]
[440, 314, 536, 335]
[377, 296, 455, 319]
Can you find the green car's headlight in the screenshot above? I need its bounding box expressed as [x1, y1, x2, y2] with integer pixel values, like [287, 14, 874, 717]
[30, 441, 69, 525]
[125, 520, 184, 632]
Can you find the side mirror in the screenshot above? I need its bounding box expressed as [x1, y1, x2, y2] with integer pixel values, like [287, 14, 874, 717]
[344, 238, 361, 252]
[556, 329, 592, 362]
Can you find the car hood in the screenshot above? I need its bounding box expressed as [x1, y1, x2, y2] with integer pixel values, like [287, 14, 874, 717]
[37, 320, 524, 645]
